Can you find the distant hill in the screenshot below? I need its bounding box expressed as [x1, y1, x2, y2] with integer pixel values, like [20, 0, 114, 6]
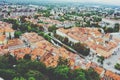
[0, 0, 119, 8]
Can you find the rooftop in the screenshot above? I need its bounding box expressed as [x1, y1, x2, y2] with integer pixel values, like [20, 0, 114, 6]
[7, 39, 24, 47]
[21, 32, 44, 44]
[105, 70, 120, 80]
[0, 21, 14, 33]
[10, 47, 31, 59]
[57, 27, 119, 58]
[0, 35, 6, 42]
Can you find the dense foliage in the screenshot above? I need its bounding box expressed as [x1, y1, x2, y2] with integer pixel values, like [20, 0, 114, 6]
[97, 56, 105, 64]
[48, 25, 57, 32]
[103, 23, 120, 33]
[0, 54, 100, 80]
[115, 63, 120, 70]
[3, 18, 51, 41]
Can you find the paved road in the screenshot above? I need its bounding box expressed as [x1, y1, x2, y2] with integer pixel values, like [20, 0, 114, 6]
[103, 50, 120, 74]
[50, 35, 85, 59]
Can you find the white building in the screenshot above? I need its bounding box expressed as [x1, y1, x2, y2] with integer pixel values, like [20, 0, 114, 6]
[99, 18, 120, 28]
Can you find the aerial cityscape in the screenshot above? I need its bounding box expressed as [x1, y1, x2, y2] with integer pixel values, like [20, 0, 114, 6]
[0, 0, 120, 80]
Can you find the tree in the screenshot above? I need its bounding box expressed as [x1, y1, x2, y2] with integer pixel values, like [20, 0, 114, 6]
[114, 23, 119, 32]
[97, 56, 104, 64]
[24, 54, 31, 60]
[25, 70, 45, 80]
[9, 33, 12, 39]
[108, 10, 114, 15]
[38, 20, 43, 23]
[54, 65, 70, 80]
[57, 57, 68, 66]
[73, 42, 90, 56]
[98, 29, 102, 33]
[43, 11, 51, 17]
[75, 22, 80, 27]
[0, 54, 18, 69]
[115, 63, 120, 70]
[13, 77, 20, 80]
[47, 67, 55, 80]
[0, 69, 17, 80]
[19, 23, 28, 32]
[15, 60, 29, 75]
[3, 18, 17, 24]
[8, 54, 17, 67]
[27, 26, 32, 32]
[20, 16, 27, 23]
[63, 37, 69, 45]
[0, 55, 100, 80]
[28, 77, 36, 80]
[70, 69, 86, 80]
[104, 27, 114, 33]
[86, 21, 90, 27]
[93, 17, 102, 22]
[13, 77, 26, 80]
[34, 15, 39, 19]
[73, 42, 82, 52]
[14, 31, 22, 38]
[3, 18, 19, 30]
[43, 34, 51, 42]
[48, 25, 57, 32]
[85, 68, 100, 80]
[27, 61, 46, 73]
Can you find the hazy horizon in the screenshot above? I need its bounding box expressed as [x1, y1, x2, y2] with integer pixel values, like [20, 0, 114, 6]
[1, 0, 120, 6]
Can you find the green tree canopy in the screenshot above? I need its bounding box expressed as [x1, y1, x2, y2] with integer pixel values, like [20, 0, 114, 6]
[54, 65, 70, 80]
[14, 31, 22, 38]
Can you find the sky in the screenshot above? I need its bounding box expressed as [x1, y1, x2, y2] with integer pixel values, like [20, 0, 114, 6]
[1, 0, 120, 6]
[54, 0, 120, 5]
[74, 0, 120, 5]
